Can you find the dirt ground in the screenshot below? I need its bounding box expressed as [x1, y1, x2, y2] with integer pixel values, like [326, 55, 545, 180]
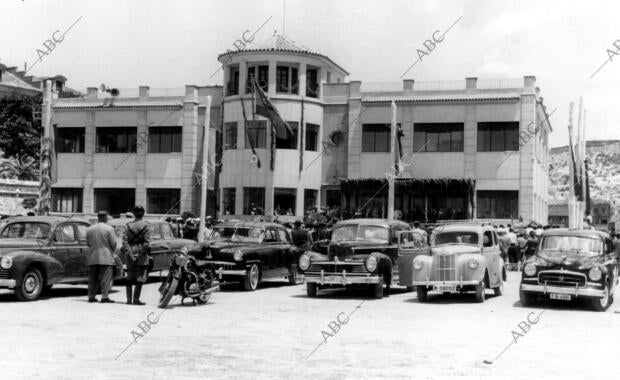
[1, 272, 618, 380]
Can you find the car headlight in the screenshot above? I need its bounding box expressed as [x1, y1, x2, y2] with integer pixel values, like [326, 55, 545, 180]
[233, 249, 243, 261]
[467, 259, 479, 270]
[365, 255, 378, 272]
[589, 267, 602, 281]
[413, 260, 424, 271]
[299, 254, 310, 271]
[0, 256, 12, 269]
[523, 263, 537, 277]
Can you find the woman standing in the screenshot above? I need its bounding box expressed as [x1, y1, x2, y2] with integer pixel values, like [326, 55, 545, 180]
[122, 206, 151, 305]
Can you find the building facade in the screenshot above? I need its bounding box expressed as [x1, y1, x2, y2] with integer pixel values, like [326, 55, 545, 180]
[48, 34, 552, 223]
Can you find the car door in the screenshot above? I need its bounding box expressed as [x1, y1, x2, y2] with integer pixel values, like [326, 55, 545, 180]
[154, 223, 177, 271]
[74, 222, 91, 278]
[51, 223, 83, 279]
[277, 227, 296, 270]
[147, 223, 167, 271]
[396, 230, 428, 286]
[481, 229, 501, 287]
[261, 228, 281, 270]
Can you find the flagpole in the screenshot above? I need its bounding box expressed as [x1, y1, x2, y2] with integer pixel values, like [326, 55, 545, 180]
[388, 101, 396, 220]
[567, 102, 576, 229]
[198, 96, 212, 243]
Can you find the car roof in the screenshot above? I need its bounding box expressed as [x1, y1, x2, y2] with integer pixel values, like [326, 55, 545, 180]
[334, 218, 409, 228]
[435, 223, 487, 233]
[107, 218, 159, 226]
[215, 221, 284, 229]
[541, 228, 610, 239]
[5, 216, 91, 225]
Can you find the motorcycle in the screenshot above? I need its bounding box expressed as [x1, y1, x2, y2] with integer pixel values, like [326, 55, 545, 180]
[158, 248, 219, 308]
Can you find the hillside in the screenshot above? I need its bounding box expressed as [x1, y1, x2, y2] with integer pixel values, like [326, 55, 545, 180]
[548, 140, 620, 219]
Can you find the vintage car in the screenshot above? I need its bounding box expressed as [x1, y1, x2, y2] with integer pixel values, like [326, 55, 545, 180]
[108, 219, 195, 273]
[297, 219, 428, 299]
[519, 229, 619, 311]
[411, 223, 506, 302]
[0, 216, 93, 301]
[187, 221, 304, 291]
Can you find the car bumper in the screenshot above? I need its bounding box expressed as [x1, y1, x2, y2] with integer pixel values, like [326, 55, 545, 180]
[412, 280, 481, 287]
[209, 262, 247, 279]
[0, 279, 16, 288]
[520, 283, 606, 298]
[303, 272, 380, 285]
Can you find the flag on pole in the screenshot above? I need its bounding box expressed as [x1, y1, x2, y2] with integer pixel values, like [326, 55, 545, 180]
[252, 76, 294, 139]
[241, 92, 261, 168]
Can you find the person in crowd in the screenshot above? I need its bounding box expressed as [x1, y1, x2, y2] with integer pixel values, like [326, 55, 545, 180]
[507, 228, 520, 269]
[122, 206, 151, 305]
[412, 221, 427, 241]
[291, 220, 312, 250]
[497, 229, 511, 263]
[517, 232, 527, 262]
[613, 233, 620, 259]
[85, 211, 117, 303]
[525, 230, 539, 258]
[202, 216, 214, 241]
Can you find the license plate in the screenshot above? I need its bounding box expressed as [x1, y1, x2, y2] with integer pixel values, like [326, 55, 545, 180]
[324, 276, 338, 282]
[550, 293, 571, 301]
[433, 284, 456, 292]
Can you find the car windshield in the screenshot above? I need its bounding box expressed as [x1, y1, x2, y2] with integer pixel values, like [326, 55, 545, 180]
[433, 231, 479, 246]
[539, 235, 603, 256]
[0, 222, 51, 239]
[209, 227, 264, 242]
[332, 224, 389, 244]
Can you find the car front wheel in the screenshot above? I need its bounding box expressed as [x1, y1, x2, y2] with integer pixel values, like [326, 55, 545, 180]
[243, 264, 260, 291]
[306, 282, 317, 297]
[494, 282, 504, 296]
[474, 281, 486, 303]
[591, 284, 611, 312]
[16, 267, 44, 301]
[372, 277, 384, 299]
[519, 288, 536, 306]
[417, 286, 428, 302]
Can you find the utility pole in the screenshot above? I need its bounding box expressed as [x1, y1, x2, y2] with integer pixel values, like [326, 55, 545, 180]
[387, 101, 396, 220]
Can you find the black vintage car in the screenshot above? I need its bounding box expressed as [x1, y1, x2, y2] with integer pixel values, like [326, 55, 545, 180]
[298, 219, 427, 298]
[519, 229, 619, 311]
[188, 221, 304, 291]
[0, 216, 93, 301]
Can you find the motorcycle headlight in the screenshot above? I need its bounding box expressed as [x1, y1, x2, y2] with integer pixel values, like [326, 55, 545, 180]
[233, 249, 243, 261]
[365, 255, 378, 272]
[0, 256, 13, 269]
[467, 259, 478, 270]
[175, 254, 188, 266]
[523, 263, 537, 277]
[180, 246, 189, 255]
[589, 267, 602, 281]
[299, 254, 310, 271]
[413, 260, 424, 271]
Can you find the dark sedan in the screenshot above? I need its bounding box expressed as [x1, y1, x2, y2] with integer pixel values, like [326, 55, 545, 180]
[188, 221, 304, 291]
[0, 216, 92, 301]
[519, 229, 619, 311]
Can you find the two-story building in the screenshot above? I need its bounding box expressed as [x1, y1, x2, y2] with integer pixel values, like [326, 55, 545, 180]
[48, 33, 552, 223]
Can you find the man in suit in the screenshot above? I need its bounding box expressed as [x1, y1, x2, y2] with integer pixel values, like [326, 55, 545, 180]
[86, 211, 118, 303]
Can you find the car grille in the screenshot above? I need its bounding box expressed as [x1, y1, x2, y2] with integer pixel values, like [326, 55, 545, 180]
[436, 254, 456, 281]
[538, 270, 586, 287]
[0, 269, 9, 279]
[307, 263, 368, 276]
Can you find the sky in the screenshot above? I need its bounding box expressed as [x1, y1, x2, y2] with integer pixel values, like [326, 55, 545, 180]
[1, 0, 619, 148]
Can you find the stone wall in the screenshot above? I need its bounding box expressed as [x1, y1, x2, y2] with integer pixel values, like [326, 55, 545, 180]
[0, 179, 39, 215]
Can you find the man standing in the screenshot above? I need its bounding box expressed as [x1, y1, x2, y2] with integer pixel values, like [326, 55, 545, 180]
[291, 220, 312, 250]
[123, 206, 151, 305]
[85, 211, 118, 303]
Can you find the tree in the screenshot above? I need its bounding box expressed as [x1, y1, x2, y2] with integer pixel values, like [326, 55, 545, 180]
[0, 94, 43, 169]
[0, 155, 38, 181]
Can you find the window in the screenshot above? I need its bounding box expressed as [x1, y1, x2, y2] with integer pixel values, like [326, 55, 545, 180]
[1, 222, 50, 239]
[54, 224, 76, 243]
[477, 122, 519, 152]
[483, 231, 493, 247]
[223, 188, 236, 215]
[413, 123, 464, 152]
[76, 223, 88, 243]
[274, 188, 296, 215]
[149, 126, 182, 153]
[476, 191, 519, 219]
[276, 65, 299, 94]
[277, 228, 290, 243]
[362, 124, 391, 152]
[246, 65, 269, 93]
[243, 187, 265, 215]
[147, 188, 181, 214]
[224, 122, 237, 150]
[96, 127, 137, 153]
[306, 67, 319, 98]
[245, 121, 267, 149]
[94, 188, 136, 218]
[276, 122, 297, 149]
[161, 223, 174, 239]
[305, 123, 319, 151]
[304, 189, 318, 212]
[57, 128, 85, 153]
[52, 188, 83, 213]
[227, 65, 239, 96]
